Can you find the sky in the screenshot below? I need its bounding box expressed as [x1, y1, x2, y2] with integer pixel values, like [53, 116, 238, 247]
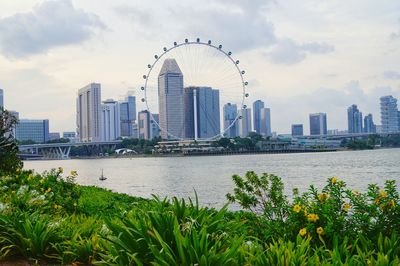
[0, 0, 399, 134]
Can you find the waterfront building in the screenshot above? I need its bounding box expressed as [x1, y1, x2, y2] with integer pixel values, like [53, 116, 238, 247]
[101, 99, 121, 141]
[151, 113, 160, 139]
[253, 100, 264, 134]
[184, 86, 220, 139]
[138, 110, 151, 140]
[291, 124, 303, 136]
[223, 103, 238, 138]
[238, 108, 252, 137]
[119, 95, 136, 137]
[347, 104, 363, 133]
[15, 119, 49, 143]
[0, 88, 3, 108]
[260, 107, 271, 137]
[380, 95, 399, 133]
[363, 114, 376, 133]
[309, 113, 327, 135]
[132, 122, 138, 138]
[76, 83, 102, 142]
[49, 132, 60, 141]
[158, 59, 185, 139]
[63, 131, 76, 141]
[327, 129, 339, 135]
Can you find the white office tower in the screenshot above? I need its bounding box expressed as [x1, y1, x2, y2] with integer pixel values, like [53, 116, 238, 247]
[158, 59, 185, 139]
[260, 107, 271, 137]
[101, 99, 121, 141]
[238, 108, 252, 137]
[77, 83, 102, 142]
[380, 96, 399, 133]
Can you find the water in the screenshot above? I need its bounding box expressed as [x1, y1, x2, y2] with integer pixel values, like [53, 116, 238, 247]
[24, 149, 400, 208]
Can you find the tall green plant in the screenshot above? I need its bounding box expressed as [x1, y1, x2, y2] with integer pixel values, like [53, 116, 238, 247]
[0, 108, 22, 175]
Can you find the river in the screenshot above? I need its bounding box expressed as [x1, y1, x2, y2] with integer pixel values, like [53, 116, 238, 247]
[24, 149, 400, 208]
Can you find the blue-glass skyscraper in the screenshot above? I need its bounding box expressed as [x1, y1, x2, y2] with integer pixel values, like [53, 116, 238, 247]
[15, 119, 49, 143]
[363, 114, 376, 133]
[184, 86, 220, 139]
[347, 104, 363, 133]
[119, 95, 136, 137]
[309, 113, 327, 135]
[253, 100, 264, 134]
[223, 103, 238, 137]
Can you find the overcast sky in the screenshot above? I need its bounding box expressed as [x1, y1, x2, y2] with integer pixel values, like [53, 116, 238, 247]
[0, 0, 399, 134]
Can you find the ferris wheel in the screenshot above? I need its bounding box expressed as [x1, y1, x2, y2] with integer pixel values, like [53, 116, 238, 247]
[139, 38, 249, 140]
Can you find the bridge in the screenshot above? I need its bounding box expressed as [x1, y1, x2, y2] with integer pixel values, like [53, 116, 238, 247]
[18, 140, 122, 160]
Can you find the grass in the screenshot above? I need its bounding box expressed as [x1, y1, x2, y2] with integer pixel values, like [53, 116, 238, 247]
[0, 168, 399, 265]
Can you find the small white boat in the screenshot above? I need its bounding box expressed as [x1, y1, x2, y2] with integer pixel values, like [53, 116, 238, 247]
[99, 169, 107, 181]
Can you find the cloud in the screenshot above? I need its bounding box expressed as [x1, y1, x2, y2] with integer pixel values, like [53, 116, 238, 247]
[383, 71, 400, 80]
[266, 38, 334, 64]
[0, 0, 105, 59]
[390, 18, 400, 40]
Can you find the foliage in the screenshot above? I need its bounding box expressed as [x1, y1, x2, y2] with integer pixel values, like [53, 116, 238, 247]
[0, 168, 400, 264]
[0, 108, 22, 175]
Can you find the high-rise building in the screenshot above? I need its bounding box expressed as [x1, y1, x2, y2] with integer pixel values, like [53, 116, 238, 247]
[49, 132, 60, 141]
[63, 131, 76, 141]
[119, 95, 136, 137]
[0, 88, 3, 108]
[363, 114, 376, 133]
[253, 100, 265, 134]
[309, 113, 327, 135]
[77, 83, 102, 142]
[260, 107, 271, 137]
[151, 113, 160, 139]
[291, 124, 303, 136]
[223, 103, 238, 138]
[380, 96, 399, 133]
[101, 99, 120, 141]
[15, 119, 49, 143]
[158, 59, 185, 139]
[347, 104, 363, 133]
[184, 86, 220, 139]
[238, 108, 252, 137]
[138, 110, 151, 140]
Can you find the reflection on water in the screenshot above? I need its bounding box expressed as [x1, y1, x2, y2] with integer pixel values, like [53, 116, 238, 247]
[24, 149, 400, 208]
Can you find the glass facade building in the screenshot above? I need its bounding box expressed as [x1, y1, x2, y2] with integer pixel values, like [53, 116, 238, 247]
[253, 100, 265, 134]
[0, 88, 3, 108]
[15, 119, 49, 143]
[223, 103, 238, 138]
[309, 113, 327, 135]
[238, 108, 252, 137]
[260, 107, 271, 137]
[363, 114, 376, 133]
[380, 96, 399, 133]
[291, 124, 304, 136]
[347, 104, 363, 133]
[119, 95, 136, 137]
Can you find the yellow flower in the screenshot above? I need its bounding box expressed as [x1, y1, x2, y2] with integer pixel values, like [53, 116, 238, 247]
[299, 228, 307, 236]
[343, 203, 351, 212]
[352, 190, 360, 196]
[318, 193, 328, 202]
[380, 204, 385, 210]
[307, 214, 319, 222]
[316, 227, 324, 235]
[331, 177, 337, 184]
[40, 188, 44, 192]
[379, 190, 387, 198]
[293, 204, 302, 213]
[58, 167, 64, 173]
[374, 198, 380, 205]
[389, 199, 395, 208]
[40, 179, 44, 184]
[53, 204, 58, 209]
[304, 208, 308, 216]
[70, 170, 78, 177]
[45, 187, 51, 193]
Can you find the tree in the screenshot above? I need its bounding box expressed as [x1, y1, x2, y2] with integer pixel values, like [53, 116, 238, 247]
[0, 108, 22, 174]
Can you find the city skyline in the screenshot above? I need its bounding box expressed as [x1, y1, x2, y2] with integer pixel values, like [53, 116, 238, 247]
[0, 1, 400, 134]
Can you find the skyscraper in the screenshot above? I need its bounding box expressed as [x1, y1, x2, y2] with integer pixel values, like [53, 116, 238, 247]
[184, 86, 220, 139]
[223, 103, 238, 138]
[260, 107, 271, 137]
[101, 99, 121, 141]
[138, 110, 151, 140]
[119, 95, 136, 137]
[238, 108, 252, 137]
[15, 119, 49, 143]
[347, 104, 363, 133]
[77, 83, 102, 142]
[253, 100, 265, 134]
[363, 114, 376, 133]
[0, 88, 3, 108]
[309, 113, 327, 135]
[380, 96, 399, 133]
[151, 114, 160, 139]
[291, 124, 304, 136]
[158, 59, 185, 139]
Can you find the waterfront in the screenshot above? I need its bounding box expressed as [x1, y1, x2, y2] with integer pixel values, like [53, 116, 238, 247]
[24, 148, 400, 208]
